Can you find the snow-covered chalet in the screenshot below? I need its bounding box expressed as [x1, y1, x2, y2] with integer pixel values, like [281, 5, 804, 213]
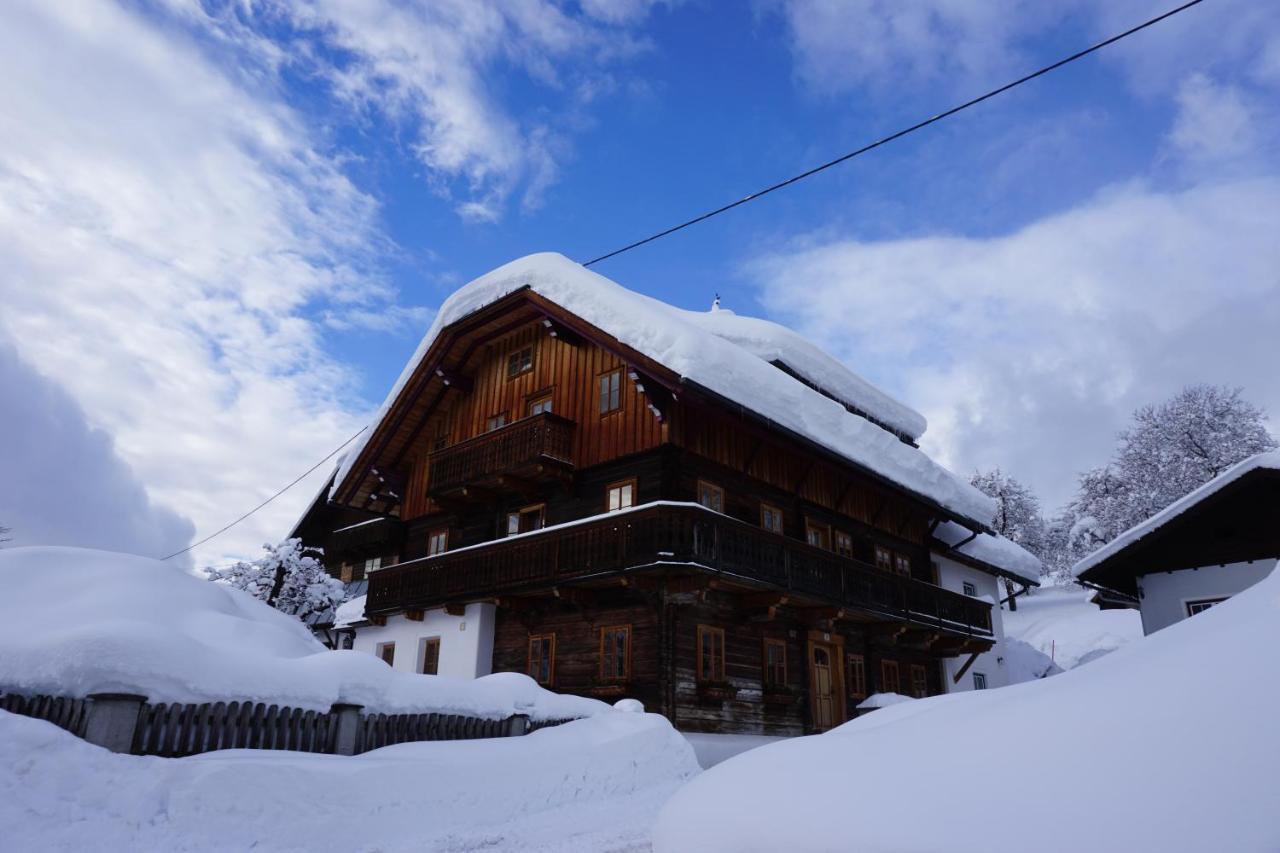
[294, 252, 1040, 734]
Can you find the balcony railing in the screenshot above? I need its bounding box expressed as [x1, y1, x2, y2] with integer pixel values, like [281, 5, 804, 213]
[367, 502, 992, 638]
[427, 412, 575, 496]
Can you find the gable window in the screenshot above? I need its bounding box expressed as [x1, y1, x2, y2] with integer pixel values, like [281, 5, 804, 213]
[697, 625, 726, 683]
[962, 581, 977, 597]
[763, 639, 787, 689]
[973, 672, 988, 690]
[486, 412, 508, 432]
[875, 546, 893, 572]
[881, 659, 900, 694]
[528, 634, 556, 686]
[805, 521, 831, 550]
[1186, 597, 1227, 617]
[419, 637, 441, 675]
[427, 529, 448, 556]
[697, 480, 725, 514]
[606, 479, 636, 513]
[506, 504, 545, 536]
[910, 664, 928, 698]
[760, 503, 784, 534]
[847, 653, 867, 699]
[834, 531, 854, 558]
[507, 345, 534, 378]
[599, 625, 631, 682]
[363, 556, 381, 575]
[894, 554, 912, 576]
[527, 395, 553, 416]
[599, 369, 622, 415]
[377, 642, 396, 667]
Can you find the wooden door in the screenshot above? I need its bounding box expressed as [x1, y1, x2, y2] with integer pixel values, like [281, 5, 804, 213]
[809, 643, 836, 730]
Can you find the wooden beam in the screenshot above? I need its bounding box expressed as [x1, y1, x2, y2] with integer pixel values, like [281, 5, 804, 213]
[552, 586, 597, 606]
[541, 316, 584, 347]
[952, 651, 981, 684]
[740, 592, 789, 609]
[444, 603, 467, 617]
[404, 609, 425, 622]
[665, 575, 717, 595]
[368, 614, 388, 627]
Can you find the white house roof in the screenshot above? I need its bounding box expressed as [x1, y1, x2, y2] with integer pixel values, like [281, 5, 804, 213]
[934, 521, 1042, 585]
[334, 252, 995, 528]
[1072, 450, 1280, 578]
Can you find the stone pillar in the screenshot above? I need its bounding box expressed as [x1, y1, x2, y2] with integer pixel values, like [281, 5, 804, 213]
[84, 693, 146, 753]
[506, 713, 529, 737]
[331, 702, 364, 755]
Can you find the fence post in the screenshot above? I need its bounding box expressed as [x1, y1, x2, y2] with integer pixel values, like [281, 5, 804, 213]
[84, 693, 146, 753]
[331, 702, 364, 755]
[506, 713, 529, 737]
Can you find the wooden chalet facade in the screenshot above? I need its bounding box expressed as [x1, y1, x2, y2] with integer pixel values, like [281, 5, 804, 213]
[302, 254, 1005, 734]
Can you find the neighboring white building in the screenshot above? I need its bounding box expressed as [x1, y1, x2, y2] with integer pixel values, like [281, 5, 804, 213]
[335, 596, 496, 680]
[1074, 450, 1280, 635]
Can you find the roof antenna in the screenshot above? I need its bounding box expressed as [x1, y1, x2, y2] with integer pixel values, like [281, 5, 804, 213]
[711, 293, 721, 312]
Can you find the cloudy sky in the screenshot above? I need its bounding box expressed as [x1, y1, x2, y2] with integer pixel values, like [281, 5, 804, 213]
[1, 0, 1276, 568]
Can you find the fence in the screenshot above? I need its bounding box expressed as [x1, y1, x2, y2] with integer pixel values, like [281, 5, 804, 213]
[0, 690, 574, 757]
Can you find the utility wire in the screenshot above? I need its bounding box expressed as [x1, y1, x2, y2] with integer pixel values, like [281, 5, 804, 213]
[581, 0, 1205, 268]
[161, 426, 367, 562]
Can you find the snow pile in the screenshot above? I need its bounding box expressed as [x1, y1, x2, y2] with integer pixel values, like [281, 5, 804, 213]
[0, 709, 699, 853]
[332, 593, 366, 628]
[1003, 585, 1142, 670]
[1073, 449, 1280, 578]
[682, 733, 789, 769]
[1001, 636, 1064, 683]
[0, 547, 604, 720]
[855, 692, 915, 710]
[935, 520, 1042, 584]
[336, 252, 994, 527]
[655, 568, 1280, 853]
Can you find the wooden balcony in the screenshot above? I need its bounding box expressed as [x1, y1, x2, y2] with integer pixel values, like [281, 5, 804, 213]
[427, 412, 575, 497]
[367, 503, 993, 639]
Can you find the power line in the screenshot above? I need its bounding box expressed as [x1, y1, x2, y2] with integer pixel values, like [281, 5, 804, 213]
[161, 426, 367, 562]
[581, 0, 1205, 268]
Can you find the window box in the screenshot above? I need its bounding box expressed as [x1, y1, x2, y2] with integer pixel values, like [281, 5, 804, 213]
[762, 686, 800, 706]
[697, 680, 738, 702]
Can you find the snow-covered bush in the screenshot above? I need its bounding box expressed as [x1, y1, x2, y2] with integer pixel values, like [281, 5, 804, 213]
[206, 538, 346, 624]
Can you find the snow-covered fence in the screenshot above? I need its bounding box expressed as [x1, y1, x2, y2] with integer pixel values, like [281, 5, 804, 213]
[0, 690, 576, 758]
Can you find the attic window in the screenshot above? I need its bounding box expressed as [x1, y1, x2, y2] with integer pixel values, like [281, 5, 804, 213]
[507, 346, 534, 378]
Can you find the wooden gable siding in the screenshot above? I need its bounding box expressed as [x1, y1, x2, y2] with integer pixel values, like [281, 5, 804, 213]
[400, 323, 665, 520]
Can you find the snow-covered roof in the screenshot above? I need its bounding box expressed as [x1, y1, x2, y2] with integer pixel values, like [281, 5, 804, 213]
[335, 253, 994, 528]
[1073, 450, 1280, 579]
[934, 521, 1042, 585]
[333, 593, 367, 629]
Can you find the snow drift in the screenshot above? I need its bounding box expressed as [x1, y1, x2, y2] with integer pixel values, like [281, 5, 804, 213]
[654, 566, 1280, 853]
[0, 547, 603, 720]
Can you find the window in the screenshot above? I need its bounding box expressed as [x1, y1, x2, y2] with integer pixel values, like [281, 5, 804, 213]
[697, 625, 726, 683]
[805, 522, 830, 550]
[972, 672, 988, 690]
[834, 531, 854, 558]
[506, 504, 545, 536]
[598, 369, 622, 414]
[760, 503, 784, 534]
[606, 479, 636, 512]
[506, 345, 534, 378]
[427, 529, 448, 556]
[486, 412, 508, 432]
[962, 581, 977, 597]
[847, 653, 867, 699]
[875, 546, 893, 572]
[528, 634, 556, 686]
[599, 625, 631, 682]
[364, 556, 381, 574]
[697, 480, 725, 513]
[763, 639, 787, 689]
[881, 659, 900, 694]
[910, 664, 928, 698]
[339, 562, 353, 583]
[1186, 597, 1227, 617]
[894, 554, 912, 576]
[377, 642, 395, 667]
[527, 395, 553, 416]
[419, 637, 440, 675]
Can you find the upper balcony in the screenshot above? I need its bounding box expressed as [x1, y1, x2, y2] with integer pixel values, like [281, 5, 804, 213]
[367, 502, 993, 640]
[427, 412, 576, 498]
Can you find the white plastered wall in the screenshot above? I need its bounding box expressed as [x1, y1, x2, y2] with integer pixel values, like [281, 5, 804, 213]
[933, 553, 1010, 692]
[349, 602, 496, 679]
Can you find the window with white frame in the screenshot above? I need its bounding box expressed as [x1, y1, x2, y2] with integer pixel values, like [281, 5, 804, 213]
[962, 581, 976, 597]
[1185, 597, 1227, 617]
[972, 672, 987, 690]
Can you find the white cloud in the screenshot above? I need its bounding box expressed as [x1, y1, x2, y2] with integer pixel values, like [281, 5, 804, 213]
[0, 339, 196, 567]
[1168, 73, 1263, 167]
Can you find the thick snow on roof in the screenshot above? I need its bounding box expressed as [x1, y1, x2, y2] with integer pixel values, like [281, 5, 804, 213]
[935, 521, 1042, 584]
[654, 565, 1280, 853]
[337, 253, 993, 526]
[0, 547, 604, 721]
[1073, 450, 1280, 578]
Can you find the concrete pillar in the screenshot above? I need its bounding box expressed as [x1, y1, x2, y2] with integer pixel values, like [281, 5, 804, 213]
[331, 703, 364, 755]
[506, 713, 529, 737]
[84, 693, 146, 753]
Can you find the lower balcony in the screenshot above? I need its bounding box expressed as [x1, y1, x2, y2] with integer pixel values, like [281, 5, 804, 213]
[367, 503, 994, 640]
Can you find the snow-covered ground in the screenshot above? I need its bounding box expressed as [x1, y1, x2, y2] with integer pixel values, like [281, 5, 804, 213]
[653, 568, 1280, 853]
[1003, 584, 1143, 670]
[682, 733, 788, 769]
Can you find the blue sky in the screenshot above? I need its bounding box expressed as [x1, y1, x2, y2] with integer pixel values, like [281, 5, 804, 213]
[1, 0, 1278, 567]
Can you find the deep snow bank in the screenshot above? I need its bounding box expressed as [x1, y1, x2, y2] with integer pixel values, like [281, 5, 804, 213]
[654, 569, 1280, 853]
[1, 708, 699, 853]
[0, 547, 604, 720]
[1003, 584, 1142, 670]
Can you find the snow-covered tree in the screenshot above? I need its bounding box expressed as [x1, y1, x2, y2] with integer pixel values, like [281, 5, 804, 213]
[206, 538, 346, 623]
[970, 469, 1047, 557]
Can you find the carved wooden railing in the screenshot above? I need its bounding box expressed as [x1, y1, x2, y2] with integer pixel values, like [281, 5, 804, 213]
[367, 503, 992, 637]
[427, 412, 575, 495]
